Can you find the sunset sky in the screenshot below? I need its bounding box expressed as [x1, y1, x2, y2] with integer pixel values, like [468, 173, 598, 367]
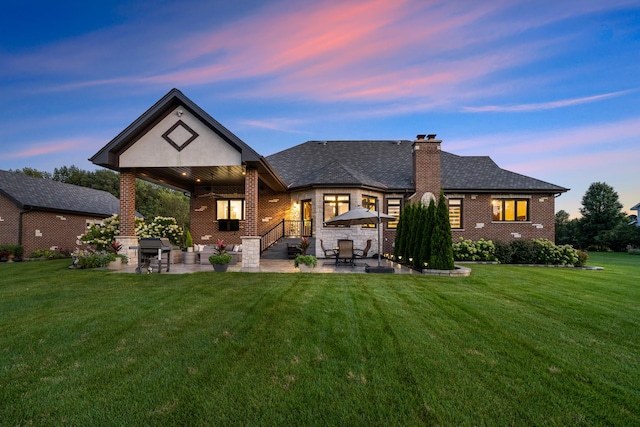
[1, 0, 638, 217]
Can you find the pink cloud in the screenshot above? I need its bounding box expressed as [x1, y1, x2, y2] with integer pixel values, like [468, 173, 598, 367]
[463, 90, 635, 112]
[0, 139, 89, 159]
[238, 119, 308, 134]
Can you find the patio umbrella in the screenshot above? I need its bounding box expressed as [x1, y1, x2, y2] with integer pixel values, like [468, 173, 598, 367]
[324, 205, 396, 269]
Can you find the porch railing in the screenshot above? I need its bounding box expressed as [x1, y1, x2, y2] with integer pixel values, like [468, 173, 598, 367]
[261, 220, 285, 252]
[260, 219, 313, 252]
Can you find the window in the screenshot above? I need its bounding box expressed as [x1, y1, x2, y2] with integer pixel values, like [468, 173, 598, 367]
[448, 198, 463, 229]
[362, 195, 377, 228]
[386, 198, 401, 229]
[324, 194, 350, 225]
[492, 198, 529, 222]
[217, 199, 245, 220]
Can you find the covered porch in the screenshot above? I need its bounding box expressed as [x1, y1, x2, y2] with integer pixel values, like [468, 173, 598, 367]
[90, 89, 289, 271]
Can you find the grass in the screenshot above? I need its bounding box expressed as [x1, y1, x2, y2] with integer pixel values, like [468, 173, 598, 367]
[1, 252, 639, 425]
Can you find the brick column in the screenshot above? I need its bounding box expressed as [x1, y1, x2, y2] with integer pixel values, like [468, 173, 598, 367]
[244, 168, 258, 236]
[118, 169, 138, 265]
[242, 167, 260, 270]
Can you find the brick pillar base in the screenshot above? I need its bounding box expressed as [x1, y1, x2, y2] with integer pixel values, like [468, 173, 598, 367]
[241, 236, 261, 271]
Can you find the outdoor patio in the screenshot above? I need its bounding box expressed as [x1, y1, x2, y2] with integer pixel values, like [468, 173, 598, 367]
[113, 257, 423, 274]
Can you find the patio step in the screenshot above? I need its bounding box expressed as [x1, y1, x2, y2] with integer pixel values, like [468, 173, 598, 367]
[262, 238, 315, 260]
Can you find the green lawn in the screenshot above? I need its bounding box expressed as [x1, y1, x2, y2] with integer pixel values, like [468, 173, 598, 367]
[1, 253, 639, 426]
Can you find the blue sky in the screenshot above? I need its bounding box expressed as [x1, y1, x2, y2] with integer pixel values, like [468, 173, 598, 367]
[1, 0, 638, 218]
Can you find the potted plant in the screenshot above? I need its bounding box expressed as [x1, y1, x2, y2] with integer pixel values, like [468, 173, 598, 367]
[185, 230, 194, 252]
[294, 254, 317, 272]
[209, 253, 232, 272]
[209, 240, 231, 272]
[107, 241, 127, 270]
[298, 237, 311, 254]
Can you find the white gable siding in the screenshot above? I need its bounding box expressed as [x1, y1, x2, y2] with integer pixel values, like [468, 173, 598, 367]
[120, 106, 242, 168]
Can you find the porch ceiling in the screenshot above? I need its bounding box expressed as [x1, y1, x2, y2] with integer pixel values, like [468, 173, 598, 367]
[136, 165, 247, 192]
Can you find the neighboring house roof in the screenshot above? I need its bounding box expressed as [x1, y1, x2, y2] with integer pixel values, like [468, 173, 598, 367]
[266, 140, 568, 193]
[0, 170, 122, 217]
[631, 203, 640, 211]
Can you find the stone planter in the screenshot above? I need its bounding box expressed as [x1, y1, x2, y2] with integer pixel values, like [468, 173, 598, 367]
[183, 252, 197, 264]
[107, 257, 123, 271]
[297, 264, 315, 273]
[212, 264, 229, 272]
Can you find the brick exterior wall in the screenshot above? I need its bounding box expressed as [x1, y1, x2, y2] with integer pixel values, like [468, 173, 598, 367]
[20, 211, 101, 256]
[1, 193, 107, 256]
[381, 192, 558, 254]
[189, 182, 290, 247]
[119, 169, 137, 236]
[448, 193, 557, 242]
[0, 193, 21, 246]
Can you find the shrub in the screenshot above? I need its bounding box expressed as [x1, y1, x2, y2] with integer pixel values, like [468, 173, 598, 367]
[576, 250, 589, 266]
[137, 216, 184, 246]
[493, 241, 514, 264]
[510, 240, 539, 264]
[452, 238, 497, 262]
[0, 244, 24, 259]
[209, 253, 232, 265]
[30, 248, 69, 259]
[294, 254, 318, 268]
[76, 252, 112, 269]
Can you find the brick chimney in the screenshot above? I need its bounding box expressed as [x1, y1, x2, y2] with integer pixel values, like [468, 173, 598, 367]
[410, 133, 442, 203]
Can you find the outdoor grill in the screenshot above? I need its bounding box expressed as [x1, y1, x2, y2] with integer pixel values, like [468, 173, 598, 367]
[134, 238, 172, 273]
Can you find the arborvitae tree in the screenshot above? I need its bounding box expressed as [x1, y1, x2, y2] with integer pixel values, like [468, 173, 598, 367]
[411, 202, 428, 270]
[408, 202, 425, 268]
[400, 203, 416, 263]
[419, 198, 436, 269]
[428, 193, 454, 270]
[393, 203, 407, 260]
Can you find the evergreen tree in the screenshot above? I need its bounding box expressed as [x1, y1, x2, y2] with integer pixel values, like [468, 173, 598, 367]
[417, 199, 436, 270]
[577, 182, 625, 249]
[428, 193, 454, 270]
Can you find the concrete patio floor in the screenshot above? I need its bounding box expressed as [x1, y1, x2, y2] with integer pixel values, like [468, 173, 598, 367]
[114, 257, 423, 275]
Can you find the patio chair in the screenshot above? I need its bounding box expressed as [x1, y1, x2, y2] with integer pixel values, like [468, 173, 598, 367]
[336, 239, 355, 266]
[320, 239, 337, 258]
[354, 239, 372, 259]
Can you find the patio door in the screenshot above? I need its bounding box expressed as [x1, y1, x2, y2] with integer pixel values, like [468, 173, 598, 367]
[302, 199, 312, 237]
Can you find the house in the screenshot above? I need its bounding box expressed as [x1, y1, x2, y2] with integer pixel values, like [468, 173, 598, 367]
[0, 170, 124, 257]
[90, 89, 568, 269]
[631, 203, 640, 226]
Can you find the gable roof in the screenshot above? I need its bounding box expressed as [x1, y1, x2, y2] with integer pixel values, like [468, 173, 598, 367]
[90, 88, 286, 192]
[266, 140, 568, 193]
[0, 170, 122, 217]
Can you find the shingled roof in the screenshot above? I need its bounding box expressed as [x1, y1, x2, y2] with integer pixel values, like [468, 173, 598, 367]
[266, 140, 568, 193]
[0, 170, 122, 217]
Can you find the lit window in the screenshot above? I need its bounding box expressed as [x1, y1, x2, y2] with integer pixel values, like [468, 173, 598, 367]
[387, 198, 401, 229]
[324, 194, 350, 225]
[492, 199, 528, 221]
[362, 195, 377, 228]
[217, 199, 245, 220]
[448, 198, 463, 229]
